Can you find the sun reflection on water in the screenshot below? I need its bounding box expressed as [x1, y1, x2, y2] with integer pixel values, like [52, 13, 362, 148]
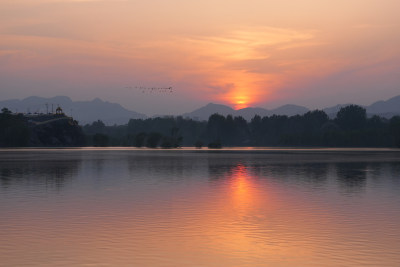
[229, 164, 257, 211]
[2, 151, 400, 266]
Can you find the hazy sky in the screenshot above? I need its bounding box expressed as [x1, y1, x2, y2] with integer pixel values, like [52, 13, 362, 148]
[1, 0, 399, 115]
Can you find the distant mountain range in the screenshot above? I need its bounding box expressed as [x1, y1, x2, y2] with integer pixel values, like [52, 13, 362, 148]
[321, 95, 400, 119]
[181, 103, 310, 121]
[0, 96, 145, 125]
[1, 94, 400, 125]
[182, 95, 400, 121]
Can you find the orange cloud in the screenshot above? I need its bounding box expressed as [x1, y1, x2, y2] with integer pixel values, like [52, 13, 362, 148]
[168, 27, 316, 108]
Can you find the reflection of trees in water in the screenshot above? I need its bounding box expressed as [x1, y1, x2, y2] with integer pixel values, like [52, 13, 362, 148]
[0, 159, 81, 190]
[206, 154, 400, 195]
[208, 160, 246, 181]
[208, 164, 236, 180]
[126, 153, 209, 182]
[207, 156, 330, 188]
[389, 163, 400, 182]
[251, 163, 329, 186]
[91, 158, 106, 174]
[335, 162, 373, 194]
[359, 162, 400, 190]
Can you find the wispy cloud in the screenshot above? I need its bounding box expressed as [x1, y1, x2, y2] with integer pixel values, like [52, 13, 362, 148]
[163, 27, 318, 106]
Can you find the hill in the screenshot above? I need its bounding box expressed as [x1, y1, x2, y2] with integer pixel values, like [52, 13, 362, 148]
[322, 95, 400, 119]
[0, 110, 85, 147]
[0, 96, 146, 125]
[366, 95, 400, 117]
[182, 103, 310, 121]
[1, 94, 400, 124]
[181, 103, 236, 120]
[183, 95, 400, 121]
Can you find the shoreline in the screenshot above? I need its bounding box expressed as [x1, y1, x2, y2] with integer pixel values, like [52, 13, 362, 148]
[1, 146, 400, 151]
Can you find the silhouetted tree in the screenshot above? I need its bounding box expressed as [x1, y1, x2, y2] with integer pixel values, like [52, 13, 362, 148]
[92, 133, 109, 147]
[0, 110, 29, 147]
[84, 120, 106, 134]
[80, 110, 399, 148]
[134, 132, 147, 147]
[335, 105, 366, 130]
[390, 116, 400, 147]
[208, 139, 222, 148]
[194, 140, 204, 148]
[233, 116, 249, 145]
[303, 110, 329, 130]
[1, 107, 11, 114]
[250, 115, 263, 145]
[207, 113, 226, 144]
[146, 132, 162, 148]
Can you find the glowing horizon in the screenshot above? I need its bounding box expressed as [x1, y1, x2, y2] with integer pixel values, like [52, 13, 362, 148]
[1, 0, 400, 115]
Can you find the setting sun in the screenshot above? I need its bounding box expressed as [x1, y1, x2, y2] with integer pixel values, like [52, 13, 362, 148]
[234, 100, 247, 110]
[1, 0, 400, 266]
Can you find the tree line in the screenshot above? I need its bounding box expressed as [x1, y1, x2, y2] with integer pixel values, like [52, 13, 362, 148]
[0, 108, 30, 147]
[1, 105, 399, 147]
[82, 105, 400, 148]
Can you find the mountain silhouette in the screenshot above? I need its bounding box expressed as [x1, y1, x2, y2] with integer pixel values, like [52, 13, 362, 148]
[182, 103, 310, 121]
[366, 95, 400, 118]
[322, 95, 400, 119]
[0, 96, 146, 125]
[1, 94, 400, 124]
[181, 103, 236, 120]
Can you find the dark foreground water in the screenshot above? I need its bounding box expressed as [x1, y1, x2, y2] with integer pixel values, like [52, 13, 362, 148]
[0, 148, 400, 266]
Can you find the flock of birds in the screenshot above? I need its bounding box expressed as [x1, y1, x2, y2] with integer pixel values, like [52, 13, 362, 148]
[125, 86, 173, 94]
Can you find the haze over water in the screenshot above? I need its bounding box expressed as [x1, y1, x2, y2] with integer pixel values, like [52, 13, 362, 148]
[1, 148, 400, 266]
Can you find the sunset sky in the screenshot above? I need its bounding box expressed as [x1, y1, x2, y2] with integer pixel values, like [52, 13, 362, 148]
[1, 0, 399, 115]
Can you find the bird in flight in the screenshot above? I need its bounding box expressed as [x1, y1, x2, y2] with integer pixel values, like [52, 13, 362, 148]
[125, 86, 173, 94]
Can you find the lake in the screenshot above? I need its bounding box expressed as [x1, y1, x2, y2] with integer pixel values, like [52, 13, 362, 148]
[1, 148, 400, 266]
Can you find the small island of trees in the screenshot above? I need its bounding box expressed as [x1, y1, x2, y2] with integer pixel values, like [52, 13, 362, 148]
[82, 105, 400, 148]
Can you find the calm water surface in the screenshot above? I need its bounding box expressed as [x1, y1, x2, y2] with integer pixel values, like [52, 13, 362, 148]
[0, 148, 400, 266]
